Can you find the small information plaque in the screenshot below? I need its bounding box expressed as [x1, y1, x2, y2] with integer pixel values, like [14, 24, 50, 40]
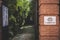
[44, 16, 56, 25]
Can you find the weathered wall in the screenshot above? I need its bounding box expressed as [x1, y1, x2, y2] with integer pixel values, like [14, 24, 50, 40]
[0, 0, 2, 40]
[39, 0, 59, 40]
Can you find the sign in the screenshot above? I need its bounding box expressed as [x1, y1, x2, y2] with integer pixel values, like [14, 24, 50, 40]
[44, 16, 56, 25]
[2, 5, 8, 27]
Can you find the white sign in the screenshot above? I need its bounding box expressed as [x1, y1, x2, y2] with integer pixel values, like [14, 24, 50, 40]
[2, 5, 8, 27]
[44, 16, 56, 25]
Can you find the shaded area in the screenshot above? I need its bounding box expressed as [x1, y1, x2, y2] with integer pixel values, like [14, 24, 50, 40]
[11, 26, 35, 40]
[2, 0, 38, 40]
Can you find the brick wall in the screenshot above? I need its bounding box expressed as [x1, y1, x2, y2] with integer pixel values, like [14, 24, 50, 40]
[39, 0, 59, 40]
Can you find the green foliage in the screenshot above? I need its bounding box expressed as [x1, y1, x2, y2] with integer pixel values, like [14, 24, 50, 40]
[16, 0, 31, 18]
[6, 0, 32, 38]
[9, 15, 16, 22]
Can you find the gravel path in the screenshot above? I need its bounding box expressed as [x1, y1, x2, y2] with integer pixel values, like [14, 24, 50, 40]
[12, 33, 34, 40]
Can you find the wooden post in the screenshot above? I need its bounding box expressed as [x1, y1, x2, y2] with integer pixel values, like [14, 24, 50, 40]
[0, 0, 2, 40]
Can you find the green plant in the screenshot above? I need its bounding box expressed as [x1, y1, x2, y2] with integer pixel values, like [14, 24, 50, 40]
[16, 0, 31, 25]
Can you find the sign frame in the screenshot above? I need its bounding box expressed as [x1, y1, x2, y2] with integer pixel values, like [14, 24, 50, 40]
[44, 16, 56, 25]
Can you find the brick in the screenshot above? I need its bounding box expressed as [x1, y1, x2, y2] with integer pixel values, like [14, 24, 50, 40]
[39, 36, 59, 40]
[39, 26, 59, 36]
[39, 15, 59, 25]
[39, 4, 59, 15]
[39, 0, 59, 4]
